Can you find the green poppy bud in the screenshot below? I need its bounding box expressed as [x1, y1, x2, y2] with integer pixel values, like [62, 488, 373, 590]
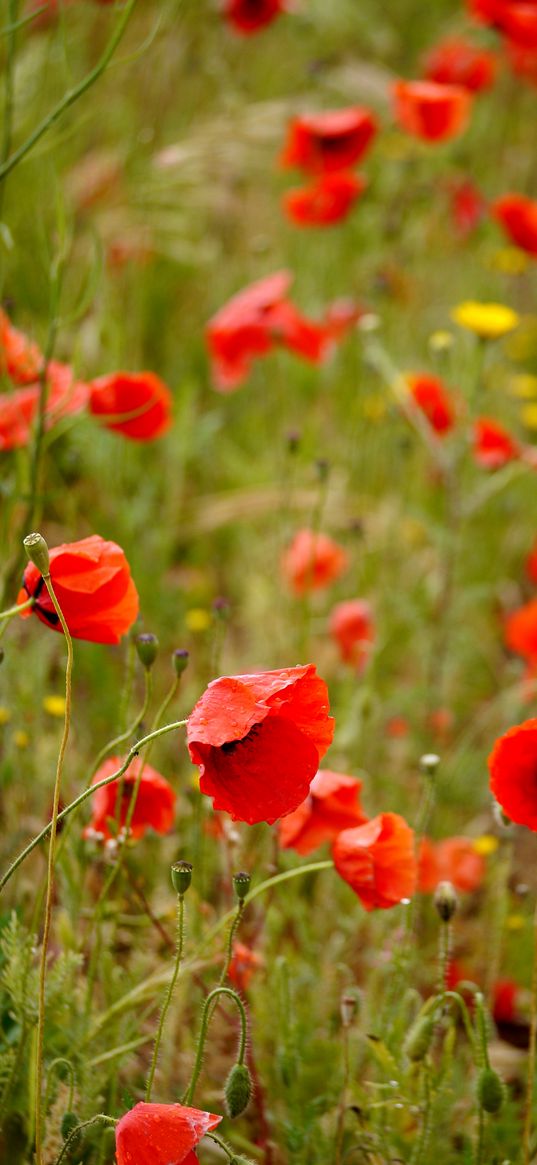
[225, 1062, 252, 1118]
[61, 1112, 80, 1141]
[23, 532, 50, 578]
[233, 871, 251, 901]
[477, 1067, 504, 1114]
[171, 860, 193, 895]
[135, 633, 159, 670]
[404, 1014, 435, 1062]
[173, 649, 189, 676]
[434, 880, 458, 922]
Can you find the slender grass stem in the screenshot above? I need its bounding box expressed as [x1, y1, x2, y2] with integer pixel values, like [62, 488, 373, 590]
[145, 893, 186, 1101]
[522, 899, 537, 1165]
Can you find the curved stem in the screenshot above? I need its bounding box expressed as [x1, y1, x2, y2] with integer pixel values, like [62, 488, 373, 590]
[145, 893, 185, 1101]
[219, 900, 244, 986]
[0, 596, 33, 621]
[53, 1115, 117, 1165]
[183, 986, 248, 1106]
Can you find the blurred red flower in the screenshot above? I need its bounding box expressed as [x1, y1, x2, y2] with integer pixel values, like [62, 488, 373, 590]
[418, 836, 486, 893]
[449, 178, 487, 237]
[187, 665, 334, 825]
[393, 80, 472, 143]
[18, 534, 139, 644]
[0, 309, 43, 384]
[0, 362, 89, 452]
[473, 417, 520, 469]
[329, 598, 375, 669]
[505, 40, 537, 87]
[493, 193, 537, 256]
[283, 171, 366, 227]
[489, 717, 537, 828]
[278, 768, 367, 855]
[228, 941, 264, 991]
[282, 529, 349, 595]
[223, 0, 288, 34]
[505, 598, 537, 660]
[280, 108, 377, 174]
[406, 372, 456, 434]
[333, 812, 417, 911]
[527, 540, 537, 584]
[499, 1, 537, 45]
[84, 756, 175, 841]
[424, 38, 497, 91]
[89, 371, 173, 440]
[115, 1102, 221, 1165]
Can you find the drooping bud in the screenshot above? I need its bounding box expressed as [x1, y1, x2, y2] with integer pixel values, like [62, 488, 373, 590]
[61, 1112, 80, 1141]
[23, 532, 50, 577]
[477, 1067, 504, 1114]
[233, 871, 251, 901]
[225, 1062, 252, 1118]
[420, 753, 440, 776]
[171, 860, 193, 895]
[135, 633, 159, 670]
[172, 649, 189, 677]
[404, 1013, 435, 1062]
[434, 880, 458, 923]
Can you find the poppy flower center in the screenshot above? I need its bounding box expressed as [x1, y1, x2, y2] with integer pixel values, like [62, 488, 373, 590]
[221, 722, 263, 754]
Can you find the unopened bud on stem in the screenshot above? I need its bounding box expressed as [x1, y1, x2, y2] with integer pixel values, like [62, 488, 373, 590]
[135, 633, 159, 670]
[171, 860, 193, 895]
[434, 880, 458, 923]
[233, 871, 251, 901]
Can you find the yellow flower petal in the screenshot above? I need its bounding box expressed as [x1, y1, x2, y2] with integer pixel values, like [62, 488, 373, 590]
[43, 695, 67, 718]
[451, 301, 520, 340]
[473, 835, 498, 856]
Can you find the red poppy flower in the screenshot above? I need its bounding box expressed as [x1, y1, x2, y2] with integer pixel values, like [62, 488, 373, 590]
[89, 371, 173, 440]
[473, 417, 520, 469]
[329, 599, 375, 669]
[280, 108, 377, 174]
[406, 372, 456, 434]
[115, 1102, 222, 1165]
[333, 813, 417, 911]
[500, 1, 537, 45]
[278, 768, 367, 855]
[424, 38, 497, 92]
[505, 599, 537, 660]
[393, 80, 472, 143]
[505, 40, 537, 87]
[17, 534, 139, 644]
[488, 717, 537, 828]
[222, 0, 288, 35]
[283, 171, 366, 228]
[386, 716, 410, 738]
[282, 529, 349, 595]
[0, 309, 43, 385]
[493, 978, 521, 1024]
[527, 540, 537, 584]
[228, 941, 264, 991]
[448, 178, 487, 237]
[83, 756, 175, 841]
[0, 362, 89, 452]
[418, 837, 486, 893]
[187, 665, 334, 825]
[493, 194, 537, 257]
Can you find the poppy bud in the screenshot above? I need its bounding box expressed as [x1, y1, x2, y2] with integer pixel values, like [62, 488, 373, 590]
[477, 1067, 504, 1114]
[171, 860, 193, 895]
[212, 596, 231, 621]
[61, 1112, 80, 1141]
[173, 649, 189, 677]
[420, 753, 440, 776]
[225, 1062, 252, 1118]
[135, 633, 159, 670]
[23, 532, 50, 577]
[434, 880, 458, 922]
[340, 990, 360, 1027]
[233, 871, 251, 901]
[286, 429, 301, 453]
[404, 1013, 435, 1062]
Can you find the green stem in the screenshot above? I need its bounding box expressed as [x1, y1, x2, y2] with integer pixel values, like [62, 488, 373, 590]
[0, 719, 187, 894]
[0, 0, 138, 183]
[0, 595, 33, 621]
[145, 893, 186, 1101]
[206, 1132, 237, 1161]
[183, 986, 248, 1106]
[0, 0, 18, 235]
[53, 1115, 117, 1165]
[522, 899, 537, 1165]
[90, 667, 153, 780]
[34, 574, 73, 1165]
[220, 900, 244, 986]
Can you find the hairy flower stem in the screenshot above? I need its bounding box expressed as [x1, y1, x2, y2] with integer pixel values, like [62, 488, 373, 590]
[34, 575, 73, 1165]
[334, 1022, 351, 1165]
[145, 893, 186, 1101]
[220, 899, 245, 986]
[183, 986, 247, 1106]
[522, 899, 537, 1165]
[53, 1114, 117, 1165]
[0, 719, 188, 894]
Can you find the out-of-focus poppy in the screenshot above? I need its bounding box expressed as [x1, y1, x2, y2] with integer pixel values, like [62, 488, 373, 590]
[505, 598, 537, 660]
[448, 178, 487, 237]
[0, 363, 89, 452]
[499, 1, 537, 46]
[18, 534, 139, 645]
[228, 941, 264, 992]
[328, 599, 375, 669]
[527, 539, 537, 583]
[489, 717, 537, 828]
[282, 529, 349, 595]
[280, 108, 377, 174]
[451, 300, 520, 339]
[278, 768, 367, 855]
[473, 417, 520, 469]
[393, 80, 472, 143]
[223, 0, 288, 35]
[115, 1102, 221, 1165]
[187, 665, 334, 825]
[283, 171, 366, 227]
[0, 309, 43, 385]
[493, 194, 537, 257]
[428, 707, 454, 742]
[386, 715, 410, 738]
[333, 813, 417, 911]
[424, 38, 497, 91]
[505, 40, 537, 87]
[406, 372, 456, 434]
[84, 756, 175, 841]
[89, 371, 173, 440]
[418, 836, 486, 893]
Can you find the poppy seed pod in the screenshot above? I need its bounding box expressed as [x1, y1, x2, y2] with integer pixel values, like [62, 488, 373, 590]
[23, 532, 50, 578]
[477, 1067, 504, 1113]
[225, 1063, 252, 1118]
[135, 633, 159, 670]
[173, 649, 189, 676]
[171, 861, 193, 895]
[434, 880, 458, 922]
[233, 871, 251, 900]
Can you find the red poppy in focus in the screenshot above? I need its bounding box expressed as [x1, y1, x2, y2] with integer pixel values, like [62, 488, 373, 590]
[18, 534, 139, 644]
[329, 599, 375, 669]
[393, 80, 472, 143]
[115, 1102, 222, 1165]
[0, 309, 43, 385]
[283, 171, 366, 228]
[424, 38, 497, 92]
[333, 812, 417, 911]
[473, 417, 520, 469]
[280, 108, 377, 174]
[228, 941, 264, 992]
[187, 665, 334, 825]
[223, 0, 288, 35]
[278, 769, 367, 855]
[406, 372, 456, 435]
[493, 193, 537, 257]
[489, 717, 537, 828]
[449, 178, 487, 237]
[418, 836, 486, 893]
[83, 756, 175, 842]
[89, 371, 173, 440]
[0, 362, 89, 452]
[505, 599, 537, 661]
[282, 529, 349, 595]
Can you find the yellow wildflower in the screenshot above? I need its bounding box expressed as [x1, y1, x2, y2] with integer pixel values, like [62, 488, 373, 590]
[43, 695, 66, 718]
[451, 301, 520, 340]
[14, 730, 29, 749]
[428, 330, 454, 354]
[0, 707, 12, 726]
[473, 835, 498, 856]
[506, 913, 525, 931]
[521, 403, 537, 431]
[185, 607, 211, 633]
[508, 373, 537, 399]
